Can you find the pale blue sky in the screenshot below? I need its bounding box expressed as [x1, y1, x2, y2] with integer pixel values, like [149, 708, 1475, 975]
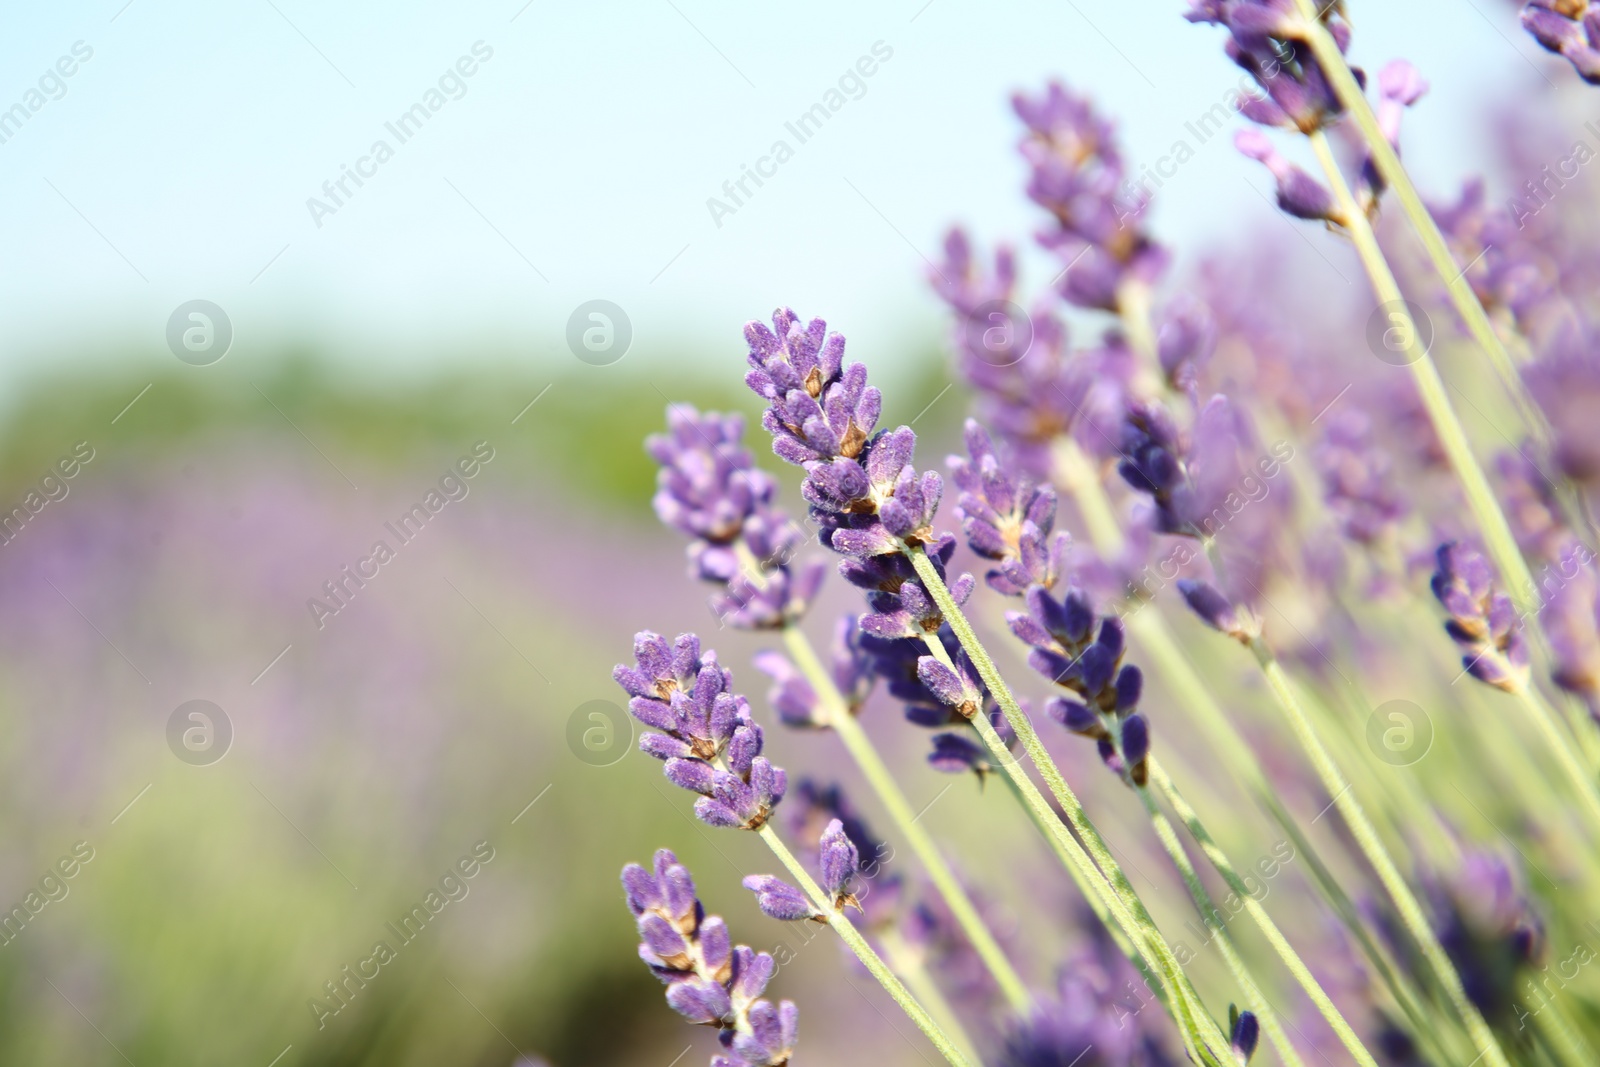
[0, 0, 1559, 397]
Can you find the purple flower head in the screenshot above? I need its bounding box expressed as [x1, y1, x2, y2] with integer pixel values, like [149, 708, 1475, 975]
[949, 419, 1070, 595]
[1188, 1, 1358, 134]
[616, 633, 788, 829]
[818, 818, 861, 908]
[742, 874, 821, 923]
[1521, 2, 1600, 84]
[1234, 129, 1338, 223]
[1001, 966, 1178, 1067]
[1430, 543, 1531, 693]
[1012, 82, 1168, 311]
[648, 405, 823, 630]
[745, 309, 949, 565]
[624, 851, 800, 1063]
[843, 536, 975, 639]
[1012, 585, 1150, 785]
[1540, 559, 1600, 717]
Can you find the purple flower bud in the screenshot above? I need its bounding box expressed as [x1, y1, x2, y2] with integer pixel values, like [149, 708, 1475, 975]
[665, 757, 718, 795]
[743, 874, 820, 922]
[731, 999, 800, 1066]
[1179, 579, 1252, 642]
[1231, 1008, 1261, 1064]
[1235, 129, 1339, 222]
[819, 818, 860, 906]
[1431, 543, 1530, 694]
[927, 731, 991, 776]
[1121, 713, 1151, 786]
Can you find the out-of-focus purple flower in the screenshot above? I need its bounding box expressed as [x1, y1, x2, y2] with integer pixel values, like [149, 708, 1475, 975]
[949, 419, 1069, 595]
[1156, 294, 1218, 396]
[647, 404, 826, 630]
[1521, 2, 1600, 84]
[1187, 0, 1358, 134]
[1526, 336, 1600, 492]
[1429, 544, 1531, 693]
[1359, 60, 1428, 202]
[1497, 448, 1575, 566]
[615, 632, 788, 829]
[753, 616, 875, 729]
[1177, 579, 1256, 644]
[1315, 410, 1409, 548]
[1540, 558, 1600, 718]
[1234, 129, 1339, 222]
[1011, 82, 1169, 312]
[743, 874, 820, 923]
[1000, 964, 1180, 1067]
[1009, 586, 1150, 785]
[624, 849, 800, 1065]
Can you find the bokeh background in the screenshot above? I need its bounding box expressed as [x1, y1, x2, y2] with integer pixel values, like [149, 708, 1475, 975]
[0, 1, 1575, 1064]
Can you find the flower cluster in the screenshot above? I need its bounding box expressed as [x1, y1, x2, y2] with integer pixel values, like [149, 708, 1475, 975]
[623, 849, 799, 1066]
[1012, 81, 1168, 311]
[648, 404, 826, 629]
[1314, 409, 1410, 549]
[745, 309, 943, 561]
[945, 422, 1152, 785]
[1521, 1, 1600, 84]
[615, 632, 788, 829]
[1429, 544, 1531, 693]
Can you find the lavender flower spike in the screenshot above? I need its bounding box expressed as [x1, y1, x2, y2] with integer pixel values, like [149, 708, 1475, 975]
[615, 632, 789, 829]
[624, 849, 800, 1066]
[647, 404, 826, 630]
[1430, 543, 1531, 694]
[948, 418, 1068, 596]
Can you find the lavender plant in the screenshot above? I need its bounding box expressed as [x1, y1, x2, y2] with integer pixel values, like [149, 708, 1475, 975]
[613, 4, 1600, 1064]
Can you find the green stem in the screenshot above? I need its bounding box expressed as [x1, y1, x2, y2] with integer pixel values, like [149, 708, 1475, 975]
[1246, 640, 1513, 1067]
[753, 823, 976, 1067]
[1517, 685, 1600, 840]
[1304, 128, 1537, 621]
[1287, 4, 1557, 460]
[1136, 783, 1310, 1067]
[1527, 990, 1599, 1067]
[907, 546, 1230, 1065]
[778, 624, 1036, 1013]
[879, 929, 986, 1066]
[1147, 758, 1380, 1067]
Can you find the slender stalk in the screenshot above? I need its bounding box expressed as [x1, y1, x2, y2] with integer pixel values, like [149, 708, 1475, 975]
[1245, 639, 1514, 1067]
[1527, 991, 1599, 1067]
[907, 547, 1231, 1065]
[1286, 4, 1555, 455]
[1146, 758, 1381, 1067]
[778, 624, 1036, 1012]
[753, 823, 976, 1067]
[1303, 128, 1536, 620]
[1517, 685, 1600, 836]
[879, 929, 986, 1067]
[1135, 784, 1310, 1067]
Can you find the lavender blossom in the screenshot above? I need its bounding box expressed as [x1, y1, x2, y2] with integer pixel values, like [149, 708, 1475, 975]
[1315, 409, 1410, 548]
[1540, 561, 1600, 718]
[623, 849, 800, 1065]
[1012, 81, 1168, 311]
[948, 419, 1069, 595]
[1001, 966, 1180, 1066]
[1186, 0, 1357, 134]
[1429, 544, 1531, 693]
[648, 404, 826, 629]
[1521, 2, 1600, 84]
[615, 632, 788, 829]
